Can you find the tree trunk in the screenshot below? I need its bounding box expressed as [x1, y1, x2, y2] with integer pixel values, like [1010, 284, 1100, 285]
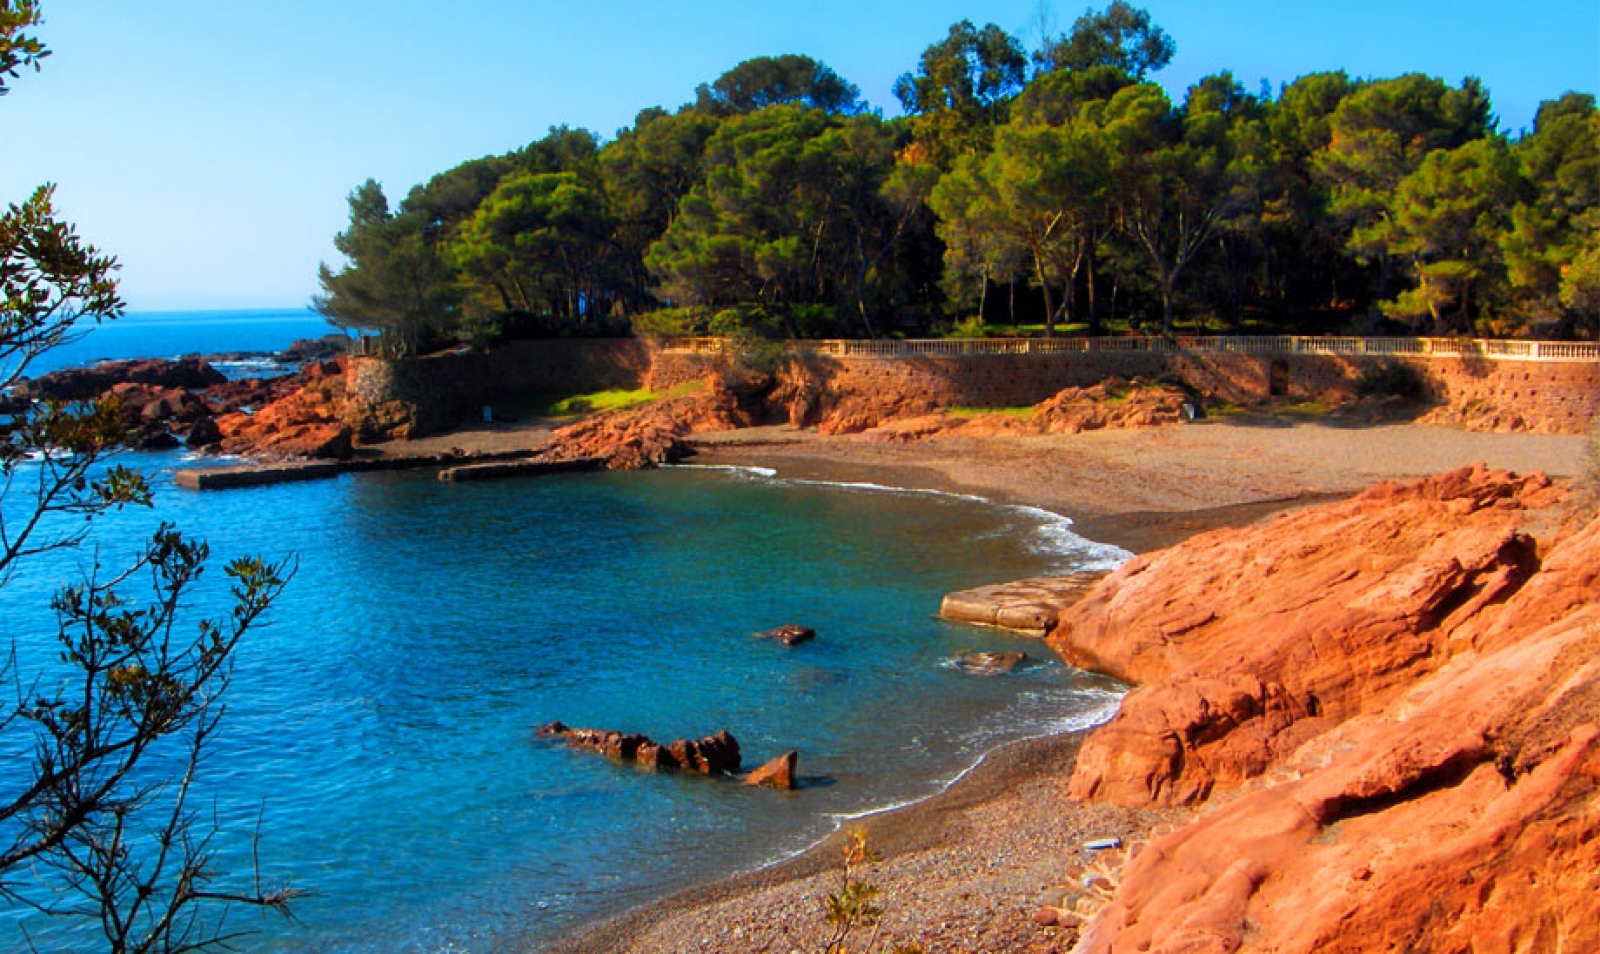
[1033, 250, 1056, 338]
[1086, 249, 1100, 335]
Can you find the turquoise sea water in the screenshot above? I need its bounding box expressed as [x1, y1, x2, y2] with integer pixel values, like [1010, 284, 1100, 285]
[0, 313, 1128, 952]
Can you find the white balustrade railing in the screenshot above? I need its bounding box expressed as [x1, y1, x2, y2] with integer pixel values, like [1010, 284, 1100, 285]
[657, 335, 1600, 363]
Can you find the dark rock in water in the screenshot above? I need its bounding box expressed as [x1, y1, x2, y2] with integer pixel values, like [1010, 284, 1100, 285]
[277, 335, 347, 365]
[539, 722, 742, 776]
[20, 357, 226, 400]
[745, 750, 799, 790]
[954, 650, 1033, 675]
[185, 415, 222, 448]
[130, 424, 179, 451]
[759, 624, 816, 646]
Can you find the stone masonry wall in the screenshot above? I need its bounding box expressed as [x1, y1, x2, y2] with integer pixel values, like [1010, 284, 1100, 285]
[788, 351, 1598, 434]
[344, 339, 652, 441]
[344, 340, 1600, 441]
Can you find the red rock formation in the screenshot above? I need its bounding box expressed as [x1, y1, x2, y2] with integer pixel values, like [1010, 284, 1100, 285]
[212, 364, 353, 460]
[1049, 467, 1600, 953]
[538, 722, 744, 776]
[541, 386, 756, 470]
[1025, 378, 1189, 435]
[1050, 465, 1558, 806]
[745, 751, 799, 790]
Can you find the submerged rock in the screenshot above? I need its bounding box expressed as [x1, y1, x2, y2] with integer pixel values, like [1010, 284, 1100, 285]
[758, 624, 816, 646]
[953, 650, 1032, 675]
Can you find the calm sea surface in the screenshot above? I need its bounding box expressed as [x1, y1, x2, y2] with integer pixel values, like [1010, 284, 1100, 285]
[19, 307, 335, 378]
[0, 313, 1128, 953]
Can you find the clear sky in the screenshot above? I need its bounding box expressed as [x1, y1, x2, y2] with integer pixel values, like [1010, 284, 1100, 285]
[2, 0, 1595, 311]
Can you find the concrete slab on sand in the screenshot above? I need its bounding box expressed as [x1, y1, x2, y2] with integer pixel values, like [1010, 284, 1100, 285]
[940, 572, 1109, 635]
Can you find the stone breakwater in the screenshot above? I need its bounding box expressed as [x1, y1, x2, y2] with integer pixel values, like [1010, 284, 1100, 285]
[1046, 465, 1599, 952]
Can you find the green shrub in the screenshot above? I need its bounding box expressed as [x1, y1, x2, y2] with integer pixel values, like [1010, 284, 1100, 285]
[1354, 360, 1426, 400]
[631, 307, 711, 338]
[948, 315, 987, 338]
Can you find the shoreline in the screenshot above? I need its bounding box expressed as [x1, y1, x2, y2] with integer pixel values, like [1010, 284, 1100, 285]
[541, 418, 1589, 952]
[544, 731, 1179, 954]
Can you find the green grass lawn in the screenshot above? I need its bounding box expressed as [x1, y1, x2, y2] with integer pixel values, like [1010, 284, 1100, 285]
[947, 405, 1038, 421]
[517, 381, 706, 419]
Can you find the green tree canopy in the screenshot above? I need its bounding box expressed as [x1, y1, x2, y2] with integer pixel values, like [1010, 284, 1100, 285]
[893, 20, 1028, 168]
[600, 107, 721, 308]
[645, 106, 916, 336]
[1359, 137, 1523, 333]
[932, 65, 1128, 334]
[314, 179, 458, 355]
[695, 54, 862, 116]
[1314, 73, 1495, 239]
[1500, 93, 1600, 335]
[449, 170, 618, 330]
[1106, 74, 1264, 334]
[1042, 1, 1174, 78]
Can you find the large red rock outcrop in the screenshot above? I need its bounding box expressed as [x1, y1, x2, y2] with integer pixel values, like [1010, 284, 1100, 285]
[1049, 467, 1599, 953]
[1049, 465, 1558, 807]
[212, 362, 353, 460]
[541, 384, 755, 470]
[978, 378, 1189, 437]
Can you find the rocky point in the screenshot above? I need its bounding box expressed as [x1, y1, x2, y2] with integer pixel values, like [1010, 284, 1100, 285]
[1046, 465, 1599, 953]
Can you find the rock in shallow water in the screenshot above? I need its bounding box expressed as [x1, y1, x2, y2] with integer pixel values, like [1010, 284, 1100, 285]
[538, 722, 742, 776]
[744, 751, 798, 790]
[758, 624, 815, 646]
[954, 650, 1032, 675]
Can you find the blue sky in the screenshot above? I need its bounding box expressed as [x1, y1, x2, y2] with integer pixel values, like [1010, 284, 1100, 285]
[2, 1, 1595, 311]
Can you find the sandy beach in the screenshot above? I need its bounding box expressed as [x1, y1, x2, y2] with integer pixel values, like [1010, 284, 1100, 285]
[532, 416, 1588, 953]
[689, 416, 1589, 551]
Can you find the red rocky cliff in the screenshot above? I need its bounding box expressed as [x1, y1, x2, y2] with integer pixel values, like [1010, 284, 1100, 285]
[1049, 466, 1599, 953]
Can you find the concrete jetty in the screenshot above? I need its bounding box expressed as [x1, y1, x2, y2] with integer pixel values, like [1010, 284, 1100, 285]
[437, 456, 606, 482]
[174, 461, 343, 490]
[174, 447, 559, 491]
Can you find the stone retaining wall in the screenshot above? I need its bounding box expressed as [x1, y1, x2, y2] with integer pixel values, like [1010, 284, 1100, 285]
[344, 339, 1600, 441]
[783, 350, 1598, 434]
[344, 339, 651, 441]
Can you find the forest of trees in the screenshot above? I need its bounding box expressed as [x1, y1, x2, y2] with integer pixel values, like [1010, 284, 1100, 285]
[315, 3, 1600, 354]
